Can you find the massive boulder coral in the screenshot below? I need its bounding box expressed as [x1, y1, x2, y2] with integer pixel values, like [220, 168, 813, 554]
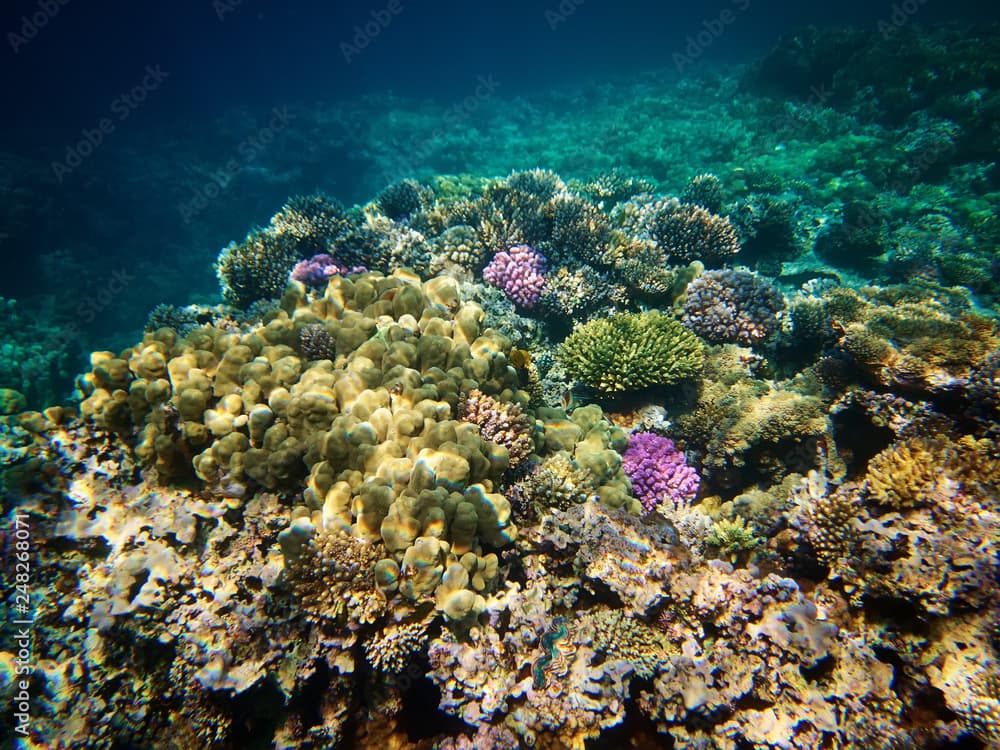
[78, 270, 534, 624]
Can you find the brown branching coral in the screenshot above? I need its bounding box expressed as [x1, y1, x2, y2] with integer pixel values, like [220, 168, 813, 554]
[865, 436, 954, 509]
[364, 619, 432, 673]
[791, 471, 862, 574]
[283, 529, 386, 626]
[650, 199, 741, 266]
[866, 434, 1000, 510]
[458, 388, 534, 470]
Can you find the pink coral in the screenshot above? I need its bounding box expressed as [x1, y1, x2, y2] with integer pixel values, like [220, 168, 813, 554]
[483, 245, 547, 310]
[622, 431, 700, 514]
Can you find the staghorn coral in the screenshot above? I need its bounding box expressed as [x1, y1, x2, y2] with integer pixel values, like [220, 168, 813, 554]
[611, 235, 679, 299]
[681, 267, 786, 346]
[726, 192, 800, 268]
[558, 311, 704, 393]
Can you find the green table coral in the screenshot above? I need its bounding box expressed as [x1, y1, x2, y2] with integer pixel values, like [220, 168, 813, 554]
[557, 310, 703, 393]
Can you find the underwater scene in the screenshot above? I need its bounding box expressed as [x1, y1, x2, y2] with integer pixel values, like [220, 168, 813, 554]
[2, 1, 1000, 748]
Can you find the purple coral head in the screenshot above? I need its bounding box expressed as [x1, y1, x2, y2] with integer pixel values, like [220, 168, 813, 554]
[621, 431, 700, 514]
[291, 254, 365, 288]
[482, 244, 547, 310]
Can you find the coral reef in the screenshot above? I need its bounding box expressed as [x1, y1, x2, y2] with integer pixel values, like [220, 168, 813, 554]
[7, 133, 1000, 747]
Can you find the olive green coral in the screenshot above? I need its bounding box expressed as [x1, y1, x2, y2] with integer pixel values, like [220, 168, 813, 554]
[558, 311, 703, 393]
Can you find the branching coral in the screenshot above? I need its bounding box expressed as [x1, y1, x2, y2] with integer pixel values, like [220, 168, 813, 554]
[458, 388, 534, 470]
[649, 199, 741, 266]
[482, 244, 548, 310]
[509, 452, 598, 517]
[558, 311, 704, 393]
[283, 528, 386, 626]
[216, 228, 301, 308]
[621, 431, 700, 514]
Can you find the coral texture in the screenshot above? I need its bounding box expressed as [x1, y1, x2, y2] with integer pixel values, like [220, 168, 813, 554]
[682, 268, 786, 346]
[482, 244, 548, 309]
[621, 431, 700, 513]
[558, 311, 704, 393]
